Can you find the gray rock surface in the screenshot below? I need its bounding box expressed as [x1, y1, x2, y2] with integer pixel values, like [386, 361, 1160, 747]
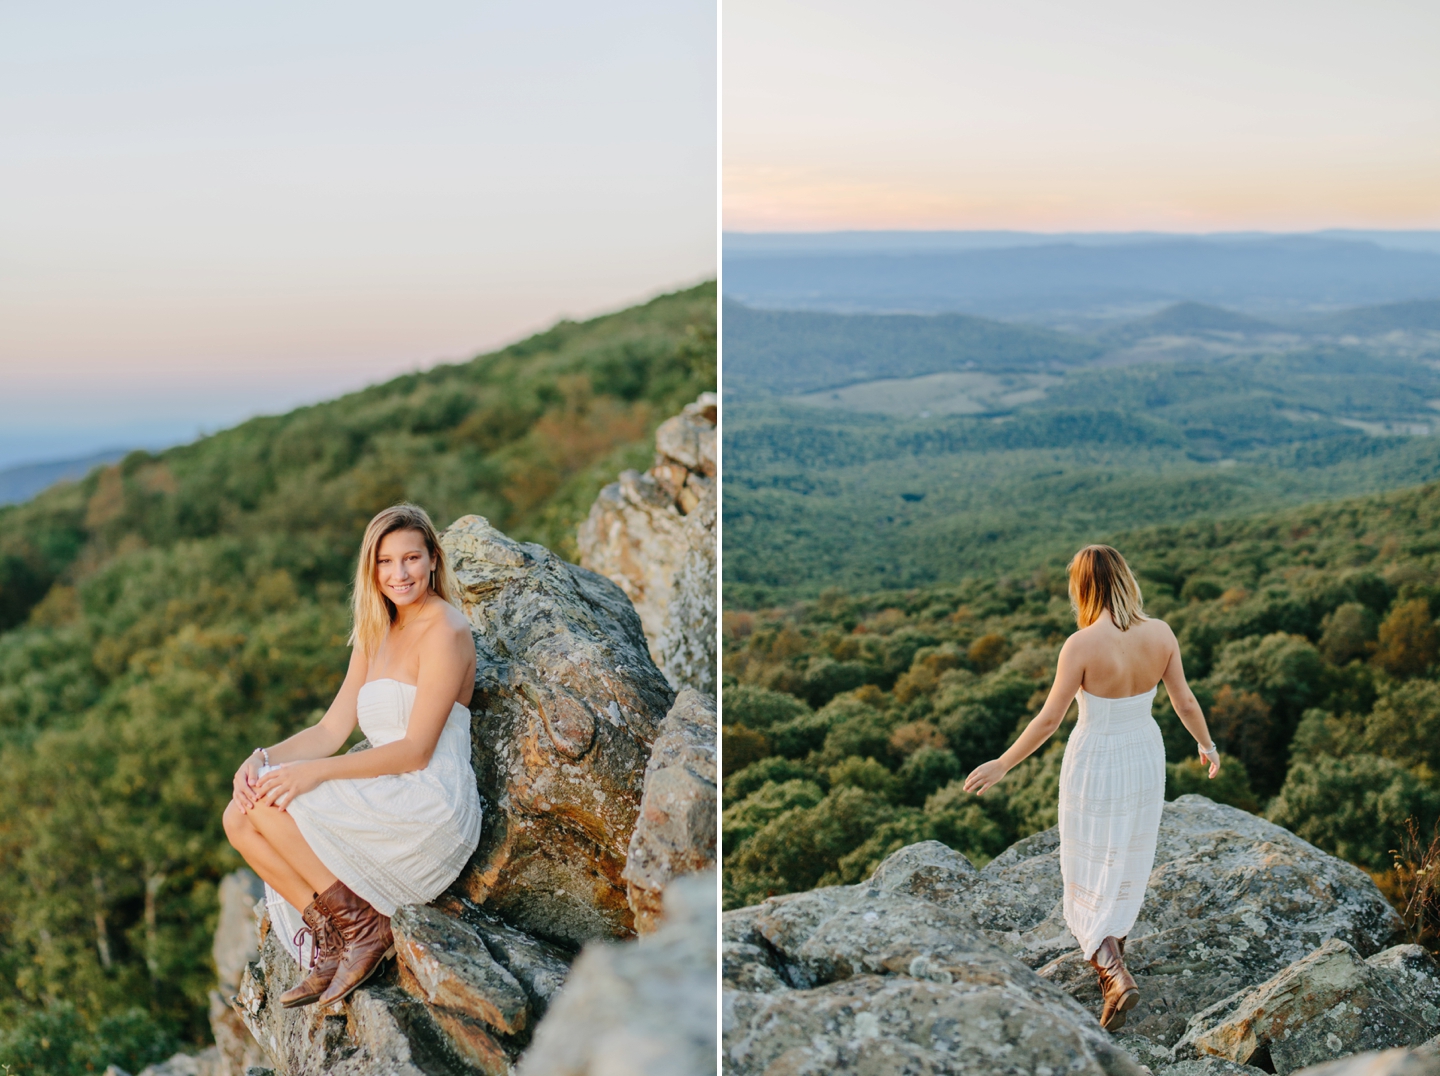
[624, 688, 718, 933]
[723, 842, 1143, 1075]
[578, 393, 717, 694]
[721, 796, 1419, 1076]
[1174, 941, 1440, 1073]
[1291, 1037, 1440, 1075]
[210, 871, 269, 1076]
[517, 870, 717, 1076]
[443, 515, 675, 945]
[995, 797, 1403, 1047]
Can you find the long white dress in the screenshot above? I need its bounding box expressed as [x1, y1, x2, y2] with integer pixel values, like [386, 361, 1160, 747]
[261, 678, 483, 965]
[1058, 686, 1166, 961]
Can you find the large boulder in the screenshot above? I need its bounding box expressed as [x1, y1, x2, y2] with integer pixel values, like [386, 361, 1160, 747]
[721, 796, 1416, 1075]
[1174, 942, 1440, 1074]
[517, 870, 717, 1076]
[235, 893, 577, 1076]
[1291, 1037, 1440, 1075]
[993, 797, 1403, 1047]
[623, 688, 718, 933]
[442, 516, 675, 945]
[723, 841, 1145, 1075]
[578, 393, 716, 694]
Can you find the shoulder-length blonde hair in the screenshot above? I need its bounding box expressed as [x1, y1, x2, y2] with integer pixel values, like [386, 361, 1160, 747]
[350, 503, 460, 659]
[1068, 544, 1147, 631]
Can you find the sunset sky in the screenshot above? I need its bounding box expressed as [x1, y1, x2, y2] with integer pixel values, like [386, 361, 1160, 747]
[724, 0, 1440, 233]
[1, 1, 716, 469]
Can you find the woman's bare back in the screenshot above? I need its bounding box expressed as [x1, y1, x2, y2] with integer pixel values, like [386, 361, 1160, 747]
[1070, 613, 1175, 698]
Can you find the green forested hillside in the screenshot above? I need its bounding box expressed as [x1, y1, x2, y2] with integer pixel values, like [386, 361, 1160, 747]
[0, 284, 715, 1072]
[721, 478, 1440, 950]
[725, 346, 1440, 606]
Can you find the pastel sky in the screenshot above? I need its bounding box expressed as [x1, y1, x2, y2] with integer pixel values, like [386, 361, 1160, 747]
[1, 1, 716, 469]
[724, 0, 1440, 233]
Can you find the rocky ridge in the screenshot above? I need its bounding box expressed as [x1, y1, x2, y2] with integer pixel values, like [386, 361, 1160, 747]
[579, 392, 717, 695]
[722, 796, 1438, 1076]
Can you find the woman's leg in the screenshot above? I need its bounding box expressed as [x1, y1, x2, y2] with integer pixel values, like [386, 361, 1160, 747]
[222, 800, 337, 910]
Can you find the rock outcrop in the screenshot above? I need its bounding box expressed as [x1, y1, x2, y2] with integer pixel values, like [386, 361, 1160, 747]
[623, 688, 718, 933]
[722, 795, 1426, 1076]
[227, 513, 716, 1075]
[1292, 1037, 1440, 1075]
[517, 870, 717, 1076]
[442, 515, 675, 945]
[578, 393, 716, 695]
[210, 871, 269, 1076]
[1175, 942, 1440, 1074]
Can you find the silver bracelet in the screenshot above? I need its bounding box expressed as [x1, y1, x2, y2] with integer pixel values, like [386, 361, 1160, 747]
[255, 746, 271, 767]
[1199, 742, 1218, 755]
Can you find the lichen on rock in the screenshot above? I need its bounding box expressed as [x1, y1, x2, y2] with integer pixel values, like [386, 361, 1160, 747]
[721, 795, 1429, 1076]
[578, 393, 716, 695]
[624, 688, 718, 933]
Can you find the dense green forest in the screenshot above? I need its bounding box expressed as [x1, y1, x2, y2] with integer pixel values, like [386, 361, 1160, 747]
[721, 477, 1440, 954]
[724, 300, 1440, 606]
[0, 285, 715, 1073]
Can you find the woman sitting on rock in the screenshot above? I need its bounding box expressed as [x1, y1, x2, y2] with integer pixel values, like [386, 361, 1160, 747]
[963, 544, 1219, 1031]
[223, 503, 483, 1008]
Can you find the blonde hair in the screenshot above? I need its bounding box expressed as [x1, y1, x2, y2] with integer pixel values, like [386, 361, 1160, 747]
[350, 504, 460, 658]
[1068, 544, 1147, 631]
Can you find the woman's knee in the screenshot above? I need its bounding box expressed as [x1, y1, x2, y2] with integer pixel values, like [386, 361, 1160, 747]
[222, 799, 251, 841]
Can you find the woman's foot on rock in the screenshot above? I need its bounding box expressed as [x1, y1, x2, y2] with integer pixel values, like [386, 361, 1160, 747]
[315, 880, 395, 1007]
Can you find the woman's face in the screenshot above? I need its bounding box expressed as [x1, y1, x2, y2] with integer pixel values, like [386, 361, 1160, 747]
[376, 528, 434, 608]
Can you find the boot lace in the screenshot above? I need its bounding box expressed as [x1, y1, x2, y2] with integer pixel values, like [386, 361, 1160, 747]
[293, 925, 319, 969]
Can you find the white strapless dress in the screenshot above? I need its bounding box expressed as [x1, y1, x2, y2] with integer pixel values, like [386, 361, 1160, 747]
[1058, 686, 1166, 960]
[262, 678, 483, 965]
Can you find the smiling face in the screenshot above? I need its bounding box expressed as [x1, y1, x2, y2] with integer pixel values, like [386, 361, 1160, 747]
[375, 528, 434, 610]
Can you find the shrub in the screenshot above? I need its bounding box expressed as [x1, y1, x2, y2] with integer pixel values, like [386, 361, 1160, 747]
[721, 778, 824, 854]
[721, 724, 769, 779]
[723, 685, 811, 730]
[1318, 602, 1378, 665]
[723, 755, 820, 804]
[1165, 752, 1260, 813]
[895, 746, 962, 807]
[1373, 599, 1439, 678]
[1267, 754, 1440, 871]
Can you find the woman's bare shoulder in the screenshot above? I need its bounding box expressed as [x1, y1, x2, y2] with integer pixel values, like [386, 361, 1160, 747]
[1139, 616, 1177, 644]
[419, 600, 473, 647]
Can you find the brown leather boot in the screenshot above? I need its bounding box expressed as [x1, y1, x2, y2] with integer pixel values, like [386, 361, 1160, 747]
[1088, 935, 1139, 1031]
[315, 880, 394, 1007]
[278, 894, 343, 1008]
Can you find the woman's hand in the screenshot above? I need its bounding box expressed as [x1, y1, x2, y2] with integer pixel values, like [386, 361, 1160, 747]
[254, 761, 325, 811]
[963, 759, 1010, 796]
[1199, 742, 1221, 779]
[232, 752, 263, 812]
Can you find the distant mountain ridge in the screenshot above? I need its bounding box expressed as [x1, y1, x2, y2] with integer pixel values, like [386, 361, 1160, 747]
[724, 234, 1440, 321]
[0, 450, 130, 507]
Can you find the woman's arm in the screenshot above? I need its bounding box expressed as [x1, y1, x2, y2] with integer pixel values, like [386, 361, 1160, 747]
[963, 635, 1085, 795]
[232, 647, 366, 810]
[1160, 630, 1221, 777]
[255, 615, 474, 809]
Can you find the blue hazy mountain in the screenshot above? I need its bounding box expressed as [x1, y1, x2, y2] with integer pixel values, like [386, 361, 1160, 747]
[723, 233, 1440, 321]
[0, 450, 130, 506]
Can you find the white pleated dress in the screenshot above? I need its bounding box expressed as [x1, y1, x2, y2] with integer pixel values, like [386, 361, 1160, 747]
[1058, 686, 1166, 960]
[261, 678, 483, 966]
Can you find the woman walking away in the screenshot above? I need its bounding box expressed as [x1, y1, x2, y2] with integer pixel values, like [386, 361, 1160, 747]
[222, 503, 482, 1008]
[963, 545, 1219, 1031]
